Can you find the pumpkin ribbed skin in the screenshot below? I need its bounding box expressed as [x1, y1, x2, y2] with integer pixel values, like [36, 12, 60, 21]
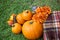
[22, 20, 43, 39]
[22, 10, 32, 20]
[16, 14, 25, 24]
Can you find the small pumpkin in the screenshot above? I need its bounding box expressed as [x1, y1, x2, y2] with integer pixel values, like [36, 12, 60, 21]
[9, 14, 16, 21]
[12, 23, 22, 34]
[16, 13, 25, 24]
[7, 20, 13, 26]
[22, 10, 32, 20]
[22, 20, 43, 39]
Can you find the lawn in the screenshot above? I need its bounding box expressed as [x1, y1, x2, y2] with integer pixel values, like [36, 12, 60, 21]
[0, 0, 60, 40]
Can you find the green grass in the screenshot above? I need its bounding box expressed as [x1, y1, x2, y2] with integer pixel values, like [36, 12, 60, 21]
[0, 0, 60, 40]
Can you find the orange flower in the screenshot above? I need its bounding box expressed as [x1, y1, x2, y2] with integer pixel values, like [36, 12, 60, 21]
[32, 6, 51, 23]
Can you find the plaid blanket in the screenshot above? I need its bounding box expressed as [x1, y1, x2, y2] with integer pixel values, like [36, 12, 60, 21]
[43, 11, 60, 40]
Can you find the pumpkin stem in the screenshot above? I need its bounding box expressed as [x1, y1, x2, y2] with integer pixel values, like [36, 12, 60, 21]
[30, 21, 33, 24]
[32, 11, 36, 15]
[12, 24, 15, 27]
[26, 10, 29, 13]
[13, 15, 17, 23]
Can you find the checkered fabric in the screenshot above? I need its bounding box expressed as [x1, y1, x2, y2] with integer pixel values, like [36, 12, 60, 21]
[43, 11, 60, 40]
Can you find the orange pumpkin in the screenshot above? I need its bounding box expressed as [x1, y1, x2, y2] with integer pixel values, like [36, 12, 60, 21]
[22, 10, 32, 20]
[22, 20, 43, 39]
[12, 23, 22, 34]
[16, 14, 25, 24]
[9, 14, 16, 21]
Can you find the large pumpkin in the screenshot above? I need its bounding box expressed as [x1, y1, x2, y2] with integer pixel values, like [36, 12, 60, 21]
[22, 20, 43, 39]
[16, 14, 25, 24]
[22, 10, 32, 20]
